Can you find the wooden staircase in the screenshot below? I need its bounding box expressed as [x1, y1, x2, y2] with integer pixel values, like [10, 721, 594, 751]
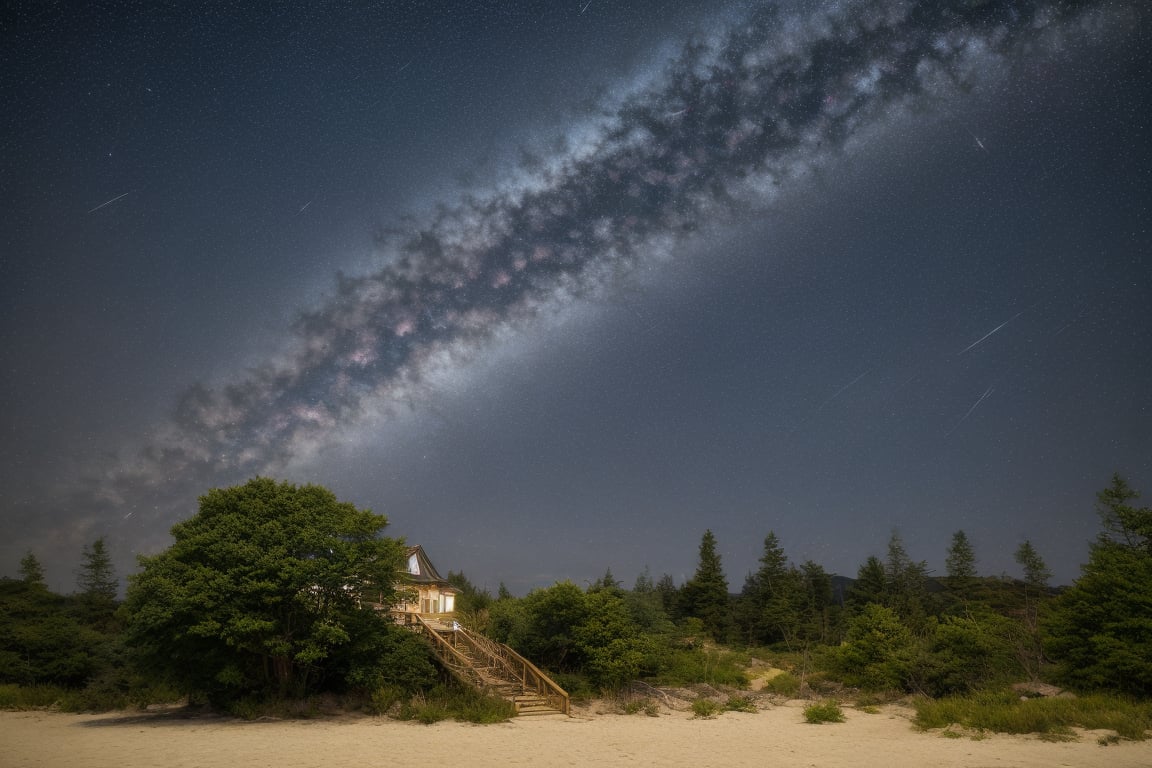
[406, 615, 569, 716]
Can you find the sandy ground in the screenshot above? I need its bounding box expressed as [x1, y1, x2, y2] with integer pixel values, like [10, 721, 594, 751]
[2, 702, 1149, 768]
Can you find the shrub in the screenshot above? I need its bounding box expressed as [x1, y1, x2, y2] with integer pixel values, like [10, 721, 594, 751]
[804, 701, 845, 724]
[823, 604, 914, 691]
[724, 695, 757, 713]
[0, 683, 66, 709]
[691, 698, 722, 719]
[653, 648, 749, 687]
[761, 672, 800, 696]
[913, 691, 1151, 741]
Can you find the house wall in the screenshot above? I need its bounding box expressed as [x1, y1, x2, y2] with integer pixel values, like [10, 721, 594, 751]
[394, 584, 455, 615]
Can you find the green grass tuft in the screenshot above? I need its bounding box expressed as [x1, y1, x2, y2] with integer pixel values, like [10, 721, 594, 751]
[761, 672, 800, 696]
[691, 698, 722, 719]
[724, 694, 757, 713]
[804, 700, 845, 724]
[913, 691, 1151, 741]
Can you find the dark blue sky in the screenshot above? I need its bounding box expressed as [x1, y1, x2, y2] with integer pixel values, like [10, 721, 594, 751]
[3, 0, 1150, 594]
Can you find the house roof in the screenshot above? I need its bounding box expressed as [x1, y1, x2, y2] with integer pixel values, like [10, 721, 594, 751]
[403, 545, 457, 591]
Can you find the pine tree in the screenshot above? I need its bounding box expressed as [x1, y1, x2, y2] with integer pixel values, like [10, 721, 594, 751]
[632, 566, 655, 594]
[846, 555, 887, 611]
[679, 530, 730, 642]
[1014, 540, 1051, 589]
[738, 531, 801, 646]
[18, 551, 46, 588]
[655, 573, 679, 616]
[884, 531, 929, 627]
[1046, 475, 1152, 694]
[77, 538, 118, 603]
[945, 530, 977, 583]
[1012, 539, 1051, 680]
[1094, 473, 1152, 553]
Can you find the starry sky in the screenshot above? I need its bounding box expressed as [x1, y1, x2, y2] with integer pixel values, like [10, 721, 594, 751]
[3, 0, 1150, 595]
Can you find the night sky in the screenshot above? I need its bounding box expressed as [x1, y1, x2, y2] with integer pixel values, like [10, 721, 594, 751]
[3, 0, 1150, 595]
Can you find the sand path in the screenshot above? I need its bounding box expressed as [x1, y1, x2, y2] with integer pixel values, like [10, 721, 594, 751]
[2, 702, 1149, 768]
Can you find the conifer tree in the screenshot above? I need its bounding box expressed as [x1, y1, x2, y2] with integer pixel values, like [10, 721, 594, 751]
[18, 551, 46, 588]
[1046, 475, 1152, 694]
[77, 538, 118, 604]
[884, 531, 929, 627]
[679, 530, 730, 641]
[945, 530, 977, 584]
[846, 555, 887, 612]
[1013, 540, 1051, 589]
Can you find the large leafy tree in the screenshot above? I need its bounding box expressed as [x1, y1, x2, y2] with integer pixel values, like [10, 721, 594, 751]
[124, 478, 409, 704]
[1046, 475, 1152, 695]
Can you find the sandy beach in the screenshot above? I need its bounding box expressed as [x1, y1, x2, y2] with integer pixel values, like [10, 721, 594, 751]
[3, 702, 1149, 768]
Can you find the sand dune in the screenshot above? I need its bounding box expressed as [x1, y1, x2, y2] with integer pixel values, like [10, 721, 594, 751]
[3, 701, 1149, 768]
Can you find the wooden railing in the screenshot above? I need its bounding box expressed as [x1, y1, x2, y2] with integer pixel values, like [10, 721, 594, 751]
[453, 625, 570, 716]
[411, 615, 569, 716]
[408, 615, 489, 693]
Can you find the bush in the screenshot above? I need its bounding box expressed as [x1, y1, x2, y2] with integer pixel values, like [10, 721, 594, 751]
[0, 683, 67, 709]
[724, 695, 757, 713]
[652, 648, 749, 687]
[804, 700, 845, 724]
[691, 698, 722, 718]
[761, 672, 800, 696]
[823, 604, 913, 691]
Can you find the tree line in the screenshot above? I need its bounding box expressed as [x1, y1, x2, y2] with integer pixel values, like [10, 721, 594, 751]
[451, 473, 1151, 698]
[1, 474, 1148, 714]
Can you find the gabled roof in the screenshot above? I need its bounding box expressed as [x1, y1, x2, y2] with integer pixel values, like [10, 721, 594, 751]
[403, 545, 456, 590]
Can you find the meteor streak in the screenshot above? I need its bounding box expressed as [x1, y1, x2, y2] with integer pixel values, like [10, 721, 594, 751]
[958, 311, 1025, 355]
[946, 386, 995, 437]
[86, 191, 130, 214]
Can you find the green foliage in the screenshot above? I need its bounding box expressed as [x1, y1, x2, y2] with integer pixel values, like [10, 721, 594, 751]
[123, 478, 407, 706]
[691, 697, 721, 718]
[724, 694, 757, 712]
[654, 573, 679, 617]
[649, 647, 749, 688]
[0, 578, 105, 687]
[913, 612, 1020, 697]
[1046, 537, 1152, 695]
[446, 571, 493, 615]
[1095, 473, 1152, 552]
[736, 531, 794, 646]
[944, 530, 977, 587]
[824, 604, 914, 691]
[883, 531, 931, 629]
[0, 683, 67, 709]
[761, 671, 800, 696]
[1013, 540, 1051, 589]
[734, 533, 835, 650]
[489, 580, 655, 691]
[678, 530, 731, 642]
[846, 556, 887, 611]
[804, 700, 845, 723]
[75, 538, 119, 626]
[1045, 475, 1152, 697]
[913, 690, 1150, 740]
[18, 553, 46, 588]
[393, 684, 514, 724]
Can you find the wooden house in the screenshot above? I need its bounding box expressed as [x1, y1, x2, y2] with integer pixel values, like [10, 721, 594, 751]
[393, 545, 458, 617]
